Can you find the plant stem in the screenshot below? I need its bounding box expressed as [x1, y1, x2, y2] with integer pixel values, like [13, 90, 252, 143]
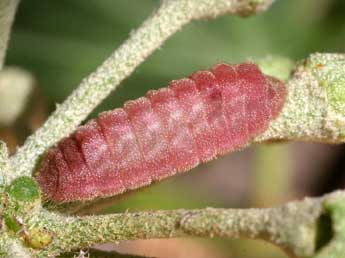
[33, 192, 345, 258]
[9, 0, 275, 182]
[0, 0, 19, 70]
[33, 193, 328, 258]
[257, 53, 345, 144]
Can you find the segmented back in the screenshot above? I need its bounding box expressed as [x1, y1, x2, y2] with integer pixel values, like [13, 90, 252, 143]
[36, 63, 287, 202]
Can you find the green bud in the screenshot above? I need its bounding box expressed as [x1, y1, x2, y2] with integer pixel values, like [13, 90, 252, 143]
[7, 176, 40, 202]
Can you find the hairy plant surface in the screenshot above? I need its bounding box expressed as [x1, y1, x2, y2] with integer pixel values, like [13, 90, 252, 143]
[0, 1, 345, 258]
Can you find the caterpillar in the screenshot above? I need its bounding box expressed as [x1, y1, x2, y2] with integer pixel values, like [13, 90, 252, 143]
[35, 63, 287, 202]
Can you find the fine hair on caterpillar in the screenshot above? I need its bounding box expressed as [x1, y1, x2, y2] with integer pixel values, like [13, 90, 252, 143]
[35, 62, 287, 203]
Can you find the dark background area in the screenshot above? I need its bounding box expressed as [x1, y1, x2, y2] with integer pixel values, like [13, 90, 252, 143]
[2, 1, 345, 257]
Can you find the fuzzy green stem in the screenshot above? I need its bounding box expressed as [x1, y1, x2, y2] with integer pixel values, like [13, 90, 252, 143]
[10, 0, 275, 182]
[314, 194, 345, 258]
[30, 201, 321, 255]
[30, 193, 333, 258]
[256, 53, 345, 144]
[0, 0, 19, 70]
[29, 192, 345, 258]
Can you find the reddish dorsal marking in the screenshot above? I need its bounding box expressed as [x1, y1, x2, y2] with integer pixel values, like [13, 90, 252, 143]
[35, 63, 287, 202]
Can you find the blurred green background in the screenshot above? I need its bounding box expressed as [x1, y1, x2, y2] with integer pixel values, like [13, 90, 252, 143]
[3, 0, 345, 257]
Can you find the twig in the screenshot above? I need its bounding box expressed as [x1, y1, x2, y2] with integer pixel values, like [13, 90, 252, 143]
[9, 0, 275, 182]
[256, 53, 345, 144]
[32, 192, 345, 258]
[0, 0, 20, 70]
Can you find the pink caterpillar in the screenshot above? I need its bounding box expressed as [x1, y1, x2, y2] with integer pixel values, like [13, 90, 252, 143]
[35, 63, 287, 202]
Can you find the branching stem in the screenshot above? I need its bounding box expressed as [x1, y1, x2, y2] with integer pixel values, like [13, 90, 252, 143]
[4, 1, 345, 258]
[33, 192, 342, 258]
[9, 0, 275, 182]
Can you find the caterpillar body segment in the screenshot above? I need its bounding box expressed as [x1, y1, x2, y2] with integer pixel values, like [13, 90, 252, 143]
[36, 63, 287, 202]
